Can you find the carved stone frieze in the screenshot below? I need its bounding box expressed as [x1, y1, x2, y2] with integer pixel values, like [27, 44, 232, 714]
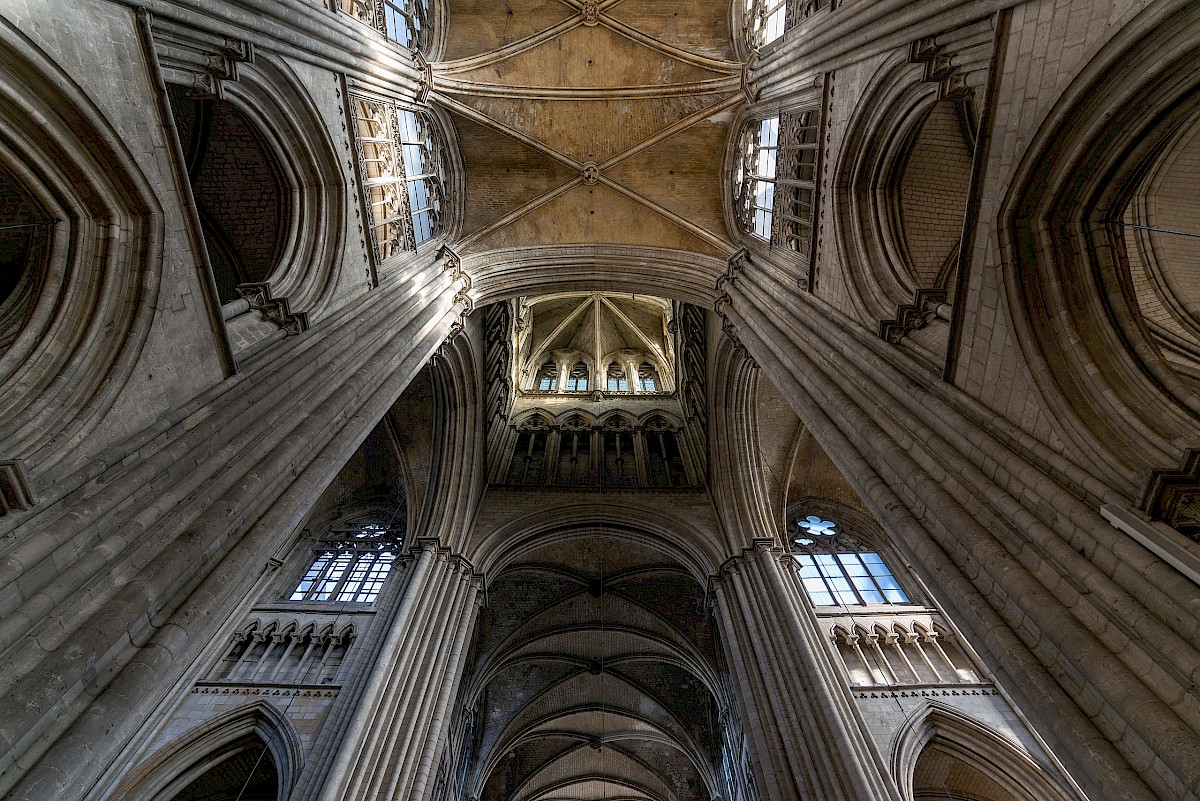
[236, 282, 309, 336]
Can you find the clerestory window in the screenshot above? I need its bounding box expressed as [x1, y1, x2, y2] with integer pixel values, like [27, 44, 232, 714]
[290, 523, 402, 604]
[637, 362, 659, 392]
[791, 515, 909, 607]
[566, 361, 589, 391]
[536, 361, 558, 391]
[340, 0, 432, 52]
[606, 362, 629, 392]
[734, 110, 819, 259]
[744, 0, 831, 49]
[350, 94, 446, 265]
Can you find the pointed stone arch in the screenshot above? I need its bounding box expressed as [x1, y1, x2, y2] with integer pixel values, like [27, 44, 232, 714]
[108, 701, 303, 801]
[891, 702, 1084, 801]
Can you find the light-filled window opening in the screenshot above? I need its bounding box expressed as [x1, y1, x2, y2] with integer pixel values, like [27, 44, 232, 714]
[745, 0, 787, 47]
[734, 110, 820, 258]
[744, 0, 831, 49]
[566, 361, 589, 391]
[340, 0, 432, 52]
[291, 523, 402, 604]
[735, 117, 778, 241]
[607, 362, 629, 392]
[350, 94, 446, 264]
[638, 362, 659, 392]
[536, 361, 558, 391]
[791, 516, 909, 607]
[396, 108, 444, 246]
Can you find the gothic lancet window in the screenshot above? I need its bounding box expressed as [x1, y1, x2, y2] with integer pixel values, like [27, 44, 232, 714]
[637, 362, 659, 392]
[290, 523, 402, 604]
[566, 361, 589, 391]
[791, 516, 909, 607]
[350, 94, 446, 264]
[340, 0, 432, 52]
[607, 362, 629, 392]
[734, 110, 819, 259]
[536, 361, 558, 391]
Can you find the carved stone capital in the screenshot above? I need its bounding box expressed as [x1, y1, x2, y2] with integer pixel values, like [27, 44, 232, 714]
[879, 288, 948, 346]
[414, 52, 434, 104]
[1141, 449, 1200, 542]
[236, 283, 309, 336]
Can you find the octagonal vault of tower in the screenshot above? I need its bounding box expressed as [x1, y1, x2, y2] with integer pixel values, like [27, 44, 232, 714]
[434, 0, 743, 262]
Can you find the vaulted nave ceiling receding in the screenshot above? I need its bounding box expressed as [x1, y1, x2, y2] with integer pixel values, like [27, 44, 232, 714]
[435, 0, 743, 258]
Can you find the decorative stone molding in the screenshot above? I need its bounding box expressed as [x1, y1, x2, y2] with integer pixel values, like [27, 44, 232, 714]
[879, 288, 949, 345]
[0, 460, 35, 515]
[415, 52, 434, 104]
[853, 686, 999, 700]
[581, 1, 601, 26]
[908, 20, 994, 104]
[236, 282, 309, 335]
[148, 17, 254, 99]
[581, 162, 600, 185]
[1140, 449, 1200, 542]
[192, 684, 340, 698]
[716, 247, 749, 293]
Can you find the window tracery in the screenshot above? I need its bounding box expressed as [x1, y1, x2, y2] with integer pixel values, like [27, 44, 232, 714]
[566, 361, 589, 392]
[606, 362, 629, 393]
[340, 0, 432, 52]
[350, 94, 445, 264]
[791, 516, 909, 607]
[734, 110, 820, 258]
[638, 362, 659, 392]
[289, 523, 402, 604]
[743, 0, 831, 49]
[535, 361, 558, 392]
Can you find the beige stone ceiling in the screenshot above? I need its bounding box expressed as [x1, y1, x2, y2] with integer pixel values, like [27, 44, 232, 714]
[434, 0, 743, 259]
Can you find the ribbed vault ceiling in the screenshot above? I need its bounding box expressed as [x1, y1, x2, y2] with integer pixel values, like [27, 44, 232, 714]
[435, 0, 742, 259]
[461, 535, 723, 801]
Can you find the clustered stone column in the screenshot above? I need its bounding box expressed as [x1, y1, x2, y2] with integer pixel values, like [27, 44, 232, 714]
[712, 542, 903, 801]
[317, 541, 482, 801]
